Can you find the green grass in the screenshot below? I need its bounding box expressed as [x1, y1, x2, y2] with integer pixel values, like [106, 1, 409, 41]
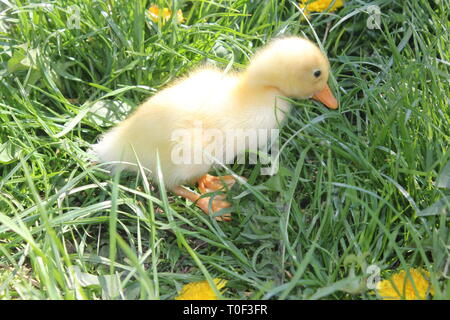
[0, 0, 449, 300]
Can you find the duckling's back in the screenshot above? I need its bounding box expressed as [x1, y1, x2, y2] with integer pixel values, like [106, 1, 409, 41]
[151, 67, 239, 113]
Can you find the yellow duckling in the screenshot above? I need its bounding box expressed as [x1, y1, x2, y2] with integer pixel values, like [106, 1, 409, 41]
[91, 36, 338, 221]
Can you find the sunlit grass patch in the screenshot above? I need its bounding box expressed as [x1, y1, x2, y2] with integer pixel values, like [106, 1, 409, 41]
[0, 0, 448, 300]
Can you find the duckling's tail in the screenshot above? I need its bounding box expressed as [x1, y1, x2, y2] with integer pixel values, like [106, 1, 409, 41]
[88, 126, 129, 172]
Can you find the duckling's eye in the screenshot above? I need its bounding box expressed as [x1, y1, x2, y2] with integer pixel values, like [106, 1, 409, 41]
[313, 70, 322, 78]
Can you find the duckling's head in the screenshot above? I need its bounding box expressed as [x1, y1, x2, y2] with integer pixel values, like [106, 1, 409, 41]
[245, 37, 338, 109]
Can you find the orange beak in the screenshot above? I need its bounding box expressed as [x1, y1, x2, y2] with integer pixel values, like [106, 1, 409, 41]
[312, 84, 338, 109]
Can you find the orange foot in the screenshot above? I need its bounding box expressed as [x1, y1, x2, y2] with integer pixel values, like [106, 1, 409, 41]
[196, 174, 247, 221]
[195, 196, 231, 221]
[171, 175, 246, 222]
[197, 174, 241, 194]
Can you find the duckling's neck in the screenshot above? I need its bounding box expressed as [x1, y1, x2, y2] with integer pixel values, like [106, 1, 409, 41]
[235, 71, 278, 95]
[233, 72, 291, 113]
[229, 72, 292, 129]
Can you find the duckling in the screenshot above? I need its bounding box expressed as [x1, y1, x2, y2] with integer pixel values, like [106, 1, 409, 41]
[91, 36, 338, 221]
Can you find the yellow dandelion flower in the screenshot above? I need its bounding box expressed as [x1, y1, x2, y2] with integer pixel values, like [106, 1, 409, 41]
[376, 268, 435, 300]
[175, 9, 185, 23]
[175, 278, 227, 300]
[148, 4, 184, 24]
[299, 0, 344, 13]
